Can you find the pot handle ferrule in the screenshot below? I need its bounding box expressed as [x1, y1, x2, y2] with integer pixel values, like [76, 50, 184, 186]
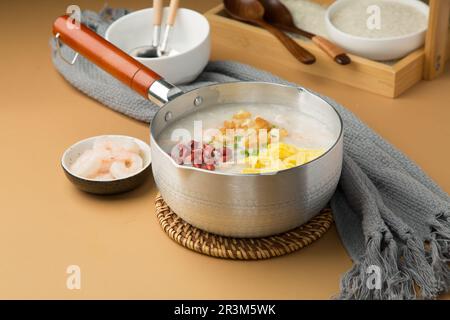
[52, 15, 178, 101]
[148, 79, 183, 106]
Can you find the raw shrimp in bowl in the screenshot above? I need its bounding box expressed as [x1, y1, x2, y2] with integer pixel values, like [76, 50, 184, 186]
[70, 137, 145, 180]
[61, 135, 152, 194]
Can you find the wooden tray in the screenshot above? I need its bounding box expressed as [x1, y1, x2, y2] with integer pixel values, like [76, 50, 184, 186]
[205, 2, 450, 98]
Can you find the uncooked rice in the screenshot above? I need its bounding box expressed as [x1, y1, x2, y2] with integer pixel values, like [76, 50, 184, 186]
[330, 0, 428, 38]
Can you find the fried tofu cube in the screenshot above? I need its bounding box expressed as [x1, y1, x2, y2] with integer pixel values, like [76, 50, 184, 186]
[233, 110, 251, 120]
[223, 120, 235, 129]
[280, 128, 289, 138]
[241, 119, 254, 129]
[254, 117, 271, 130]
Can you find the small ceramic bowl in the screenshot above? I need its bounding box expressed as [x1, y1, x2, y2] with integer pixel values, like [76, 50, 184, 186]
[61, 135, 152, 195]
[105, 8, 210, 85]
[325, 0, 429, 61]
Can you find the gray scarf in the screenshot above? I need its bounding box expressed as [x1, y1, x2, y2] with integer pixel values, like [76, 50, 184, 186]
[50, 8, 450, 299]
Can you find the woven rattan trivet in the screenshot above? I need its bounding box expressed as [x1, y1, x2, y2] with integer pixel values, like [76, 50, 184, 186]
[155, 193, 333, 260]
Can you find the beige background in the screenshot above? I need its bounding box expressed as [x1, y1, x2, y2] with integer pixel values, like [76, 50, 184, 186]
[0, 0, 448, 299]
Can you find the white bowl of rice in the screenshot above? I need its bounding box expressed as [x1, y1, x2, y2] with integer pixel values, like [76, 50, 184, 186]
[325, 0, 429, 61]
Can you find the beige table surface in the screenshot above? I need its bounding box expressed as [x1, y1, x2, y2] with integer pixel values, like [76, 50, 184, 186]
[0, 0, 448, 299]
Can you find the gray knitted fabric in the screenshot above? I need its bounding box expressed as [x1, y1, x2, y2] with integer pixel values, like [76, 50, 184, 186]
[51, 8, 450, 299]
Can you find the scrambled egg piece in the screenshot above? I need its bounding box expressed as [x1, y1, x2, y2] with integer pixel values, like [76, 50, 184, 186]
[242, 143, 325, 174]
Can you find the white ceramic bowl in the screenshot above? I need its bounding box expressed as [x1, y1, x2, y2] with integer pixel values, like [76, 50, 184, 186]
[105, 8, 210, 84]
[62, 135, 152, 195]
[325, 0, 429, 61]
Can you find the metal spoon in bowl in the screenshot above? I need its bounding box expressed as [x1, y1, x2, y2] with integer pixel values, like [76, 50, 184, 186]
[129, 0, 164, 58]
[158, 0, 180, 56]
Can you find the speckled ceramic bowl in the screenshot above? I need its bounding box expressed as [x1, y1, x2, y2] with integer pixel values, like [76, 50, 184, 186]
[61, 135, 152, 195]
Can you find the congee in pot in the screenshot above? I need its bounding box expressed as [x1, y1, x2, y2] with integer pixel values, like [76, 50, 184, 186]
[158, 103, 338, 174]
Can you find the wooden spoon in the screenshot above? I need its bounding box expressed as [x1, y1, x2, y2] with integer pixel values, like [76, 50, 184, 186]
[259, 0, 351, 65]
[224, 0, 315, 65]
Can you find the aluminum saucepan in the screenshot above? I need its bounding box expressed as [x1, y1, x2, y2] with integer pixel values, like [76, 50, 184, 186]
[53, 16, 343, 237]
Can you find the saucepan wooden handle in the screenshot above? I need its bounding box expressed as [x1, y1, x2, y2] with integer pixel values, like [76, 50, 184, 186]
[53, 15, 162, 98]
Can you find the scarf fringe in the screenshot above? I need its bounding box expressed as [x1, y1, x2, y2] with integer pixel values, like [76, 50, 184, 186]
[338, 234, 412, 299]
[400, 238, 439, 299]
[338, 217, 450, 300]
[427, 212, 450, 294]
